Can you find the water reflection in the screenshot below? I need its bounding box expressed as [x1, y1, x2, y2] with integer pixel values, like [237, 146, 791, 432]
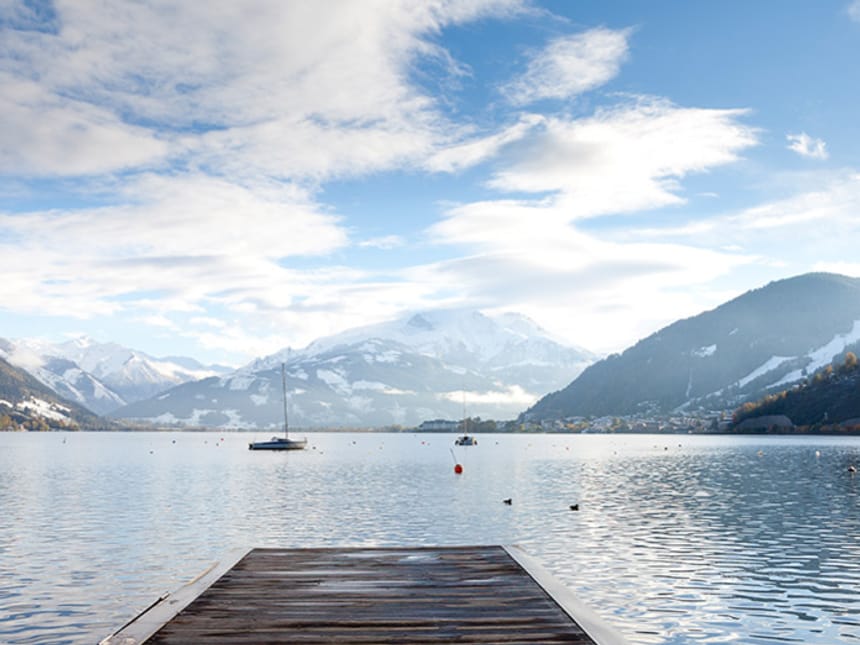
[1, 433, 860, 643]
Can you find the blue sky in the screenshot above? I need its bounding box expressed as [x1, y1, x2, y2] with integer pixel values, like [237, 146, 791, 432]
[1, 0, 859, 366]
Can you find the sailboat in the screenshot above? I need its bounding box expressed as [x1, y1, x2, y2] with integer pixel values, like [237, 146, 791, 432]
[248, 363, 307, 451]
[454, 387, 477, 446]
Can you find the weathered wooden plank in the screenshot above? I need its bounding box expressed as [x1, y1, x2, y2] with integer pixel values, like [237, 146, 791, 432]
[104, 546, 628, 644]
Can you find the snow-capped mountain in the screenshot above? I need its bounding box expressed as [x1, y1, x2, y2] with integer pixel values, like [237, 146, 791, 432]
[0, 337, 231, 414]
[113, 310, 595, 428]
[53, 337, 231, 402]
[525, 273, 860, 420]
[250, 309, 590, 377]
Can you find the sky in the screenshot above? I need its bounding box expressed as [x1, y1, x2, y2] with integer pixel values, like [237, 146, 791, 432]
[1, 0, 860, 367]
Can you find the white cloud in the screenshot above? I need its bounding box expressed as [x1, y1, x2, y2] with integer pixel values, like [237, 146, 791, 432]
[0, 1, 525, 179]
[410, 245, 751, 354]
[0, 74, 168, 176]
[0, 174, 348, 320]
[189, 317, 228, 329]
[502, 27, 631, 105]
[486, 99, 757, 218]
[731, 172, 860, 231]
[1, 174, 346, 260]
[621, 172, 860, 292]
[440, 385, 536, 405]
[0, 1, 825, 366]
[786, 132, 828, 160]
[419, 96, 759, 352]
[848, 0, 860, 22]
[420, 191, 755, 352]
[137, 315, 178, 330]
[358, 235, 406, 250]
[813, 262, 860, 277]
[425, 114, 543, 173]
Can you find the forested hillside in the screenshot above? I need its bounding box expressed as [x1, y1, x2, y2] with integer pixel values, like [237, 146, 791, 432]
[732, 352, 860, 429]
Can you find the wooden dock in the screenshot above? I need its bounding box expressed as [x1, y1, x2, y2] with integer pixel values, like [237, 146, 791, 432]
[101, 546, 628, 644]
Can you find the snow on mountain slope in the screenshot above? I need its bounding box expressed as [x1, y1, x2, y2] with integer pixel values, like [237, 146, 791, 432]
[114, 310, 595, 429]
[55, 337, 220, 385]
[250, 310, 594, 372]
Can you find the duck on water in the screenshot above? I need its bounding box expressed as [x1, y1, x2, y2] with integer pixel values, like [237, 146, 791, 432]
[249, 363, 307, 451]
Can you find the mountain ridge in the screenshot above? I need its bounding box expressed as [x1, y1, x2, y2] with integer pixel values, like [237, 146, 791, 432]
[525, 273, 860, 420]
[0, 336, 231, 414]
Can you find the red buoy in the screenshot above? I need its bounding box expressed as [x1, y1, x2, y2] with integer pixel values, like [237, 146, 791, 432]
[454, 463, 463, 474]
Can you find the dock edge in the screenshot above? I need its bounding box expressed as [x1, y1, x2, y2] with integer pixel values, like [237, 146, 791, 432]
[100, 545, 629, 645]
[99, 547, 251, 645]
[503, 544, 630, 645]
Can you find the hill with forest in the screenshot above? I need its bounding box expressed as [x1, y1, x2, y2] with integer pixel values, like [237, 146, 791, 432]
[731, 352, 860, 430]
[524, 273, 860, 420]
[0, 357, 109, 430]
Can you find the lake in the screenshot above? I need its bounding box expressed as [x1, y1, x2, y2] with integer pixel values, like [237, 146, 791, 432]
[1, 431, 859, 644]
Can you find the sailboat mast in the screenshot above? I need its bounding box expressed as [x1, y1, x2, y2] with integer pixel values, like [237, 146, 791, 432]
[281, 363, 289, 438]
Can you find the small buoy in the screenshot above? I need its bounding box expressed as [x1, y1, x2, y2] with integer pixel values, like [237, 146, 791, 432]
[757, 450, 764, 457]
[503, 498, 512, 505]
[815, 450, 820, 458]
[454, 463, 463, 474]
[569, 504, 579, 511]
[849, 465, 857, 474]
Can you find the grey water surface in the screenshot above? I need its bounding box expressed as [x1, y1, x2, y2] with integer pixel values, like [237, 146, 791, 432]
[1, 432, 860, 644]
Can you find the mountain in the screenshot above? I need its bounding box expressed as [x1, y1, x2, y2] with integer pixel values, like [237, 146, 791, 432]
[0, 356, 105, 430]
[112, 310, 595, 428]
[0, 337, 231, 414]
[525, 273, 860, 420]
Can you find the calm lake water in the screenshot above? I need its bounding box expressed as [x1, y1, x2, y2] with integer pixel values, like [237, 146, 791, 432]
[1, 431, 860, 644]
